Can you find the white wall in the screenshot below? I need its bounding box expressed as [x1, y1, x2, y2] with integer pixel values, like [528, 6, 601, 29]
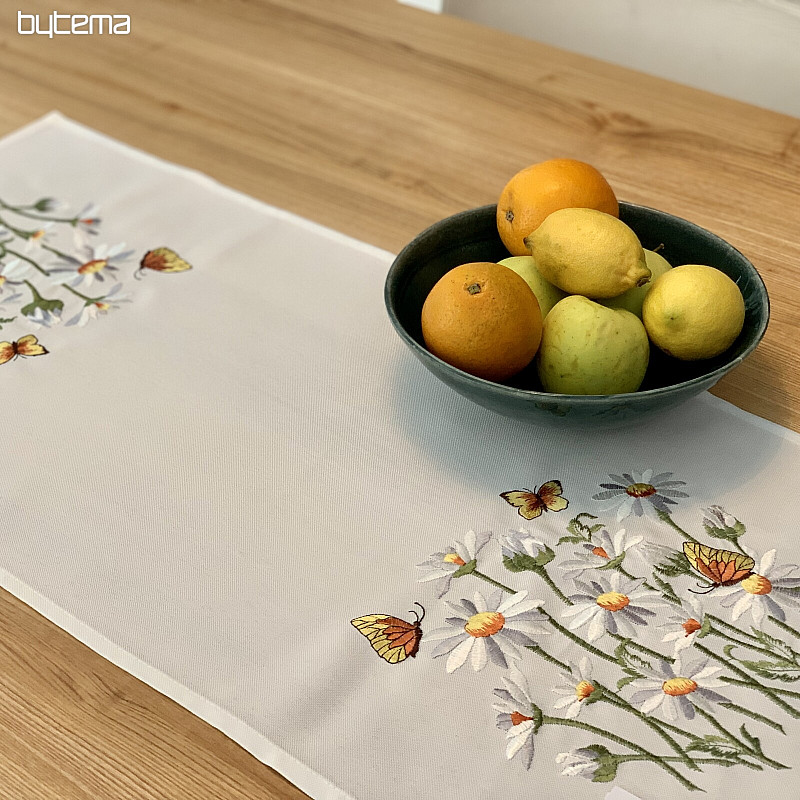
[441, 0, 800, 118]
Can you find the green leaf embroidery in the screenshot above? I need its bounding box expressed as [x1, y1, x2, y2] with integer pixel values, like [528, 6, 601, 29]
[654, 550, 693, 578]
[704, 520, 746, 542]
[595, 553, 626, 571]
[450, 559, 477, 578]
[502, 547, 555, 573]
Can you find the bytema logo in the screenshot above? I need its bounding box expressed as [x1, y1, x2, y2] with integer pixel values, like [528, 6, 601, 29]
[18, 10, 131, 36]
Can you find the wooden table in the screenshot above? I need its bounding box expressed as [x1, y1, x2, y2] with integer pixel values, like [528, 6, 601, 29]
[2, 1, 799, 797]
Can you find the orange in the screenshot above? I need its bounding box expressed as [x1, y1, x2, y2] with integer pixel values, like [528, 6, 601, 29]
[497, 158, 619, 256]
[421, 262, 542, 382]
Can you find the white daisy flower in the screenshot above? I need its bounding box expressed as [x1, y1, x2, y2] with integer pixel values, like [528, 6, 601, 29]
[0, 258, 29, 290]
[558, 527, 643, 579]
[592, 470, 688, 522]
[22, 221, 54, 253]
[65, 283, 132, 327]
[551, 656, 597, 718]
[499, 528, 552, 566]
[51, 240, 135, 288]
[493, 666, 537, 769]
[717, 548, 800, 627]
[659, 596, 707, 654]
[416, 529, 491, 598]
[702, 504, 739, 531]
[627, 655, 730, 721]
[561, 573, 665, 642]
[555, 748, 600, 779]
[427, 589, 550, 673]
[23, 304, 62, 328]
[74, 203, 101, 235]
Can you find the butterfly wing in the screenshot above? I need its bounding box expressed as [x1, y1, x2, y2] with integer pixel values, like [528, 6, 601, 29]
[500, 490, 543, 520]
[140, 247, 192, 273]
[0, 341, 15, 365]
[683, 542, 754, 585]
[537, 480, 569, 513]
[351, 614, 422, 664]
[15, 334, 48, 357]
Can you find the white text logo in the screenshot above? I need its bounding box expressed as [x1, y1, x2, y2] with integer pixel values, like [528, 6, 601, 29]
[18, 11, 131, 37]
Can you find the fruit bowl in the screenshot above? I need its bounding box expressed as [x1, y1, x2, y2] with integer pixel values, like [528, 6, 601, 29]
[384, 202, 769, 425]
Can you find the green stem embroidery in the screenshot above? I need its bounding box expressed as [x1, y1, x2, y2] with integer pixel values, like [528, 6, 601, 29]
[608, 633, 674, 664]
[536, 565, 573, 605]
[692, 705, 787, 770]
[695, 642, 800, 718]
[471, 569, 515, 594]
[540, 713, 703, 791]
[708, 615, 764, 644]
[769, 616, 800, 640]
[0, 197, 77, 224]
[719, 702, 785, 732]
[61, 283, 96, 303]
[6, 249, 49, 276]
[720, 676, 800, 700]
[709, 625, 791, 662]
[41, 242, 73, 261]
[599, 688, 701, 771]
[525, 644, 569, 671]
[657, 509, 701, 544]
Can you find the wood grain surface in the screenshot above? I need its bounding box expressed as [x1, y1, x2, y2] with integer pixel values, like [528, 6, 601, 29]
[1, 0, 799, 797]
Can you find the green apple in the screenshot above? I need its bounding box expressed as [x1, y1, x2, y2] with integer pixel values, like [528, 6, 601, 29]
[498, 255, 567, 318]
[537, 295, 650, 395]
[598, 248, 672, 318]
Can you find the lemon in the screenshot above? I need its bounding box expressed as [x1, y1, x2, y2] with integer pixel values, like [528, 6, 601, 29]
[523, 207, 650, 299]
[642, 264, 745, 360]
[599, 248, 672, 318]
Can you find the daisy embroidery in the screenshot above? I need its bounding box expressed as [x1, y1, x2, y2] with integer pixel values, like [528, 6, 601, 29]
[717, 548, 800, 626]
[427, 590, 550, 673]
[492, 666, 538, 769]
[416, 529, 491, 598]
[555, 748, 600, 780]
[659, 596, 707, 654]
[551, 657, 597, 718]
[592, 470, 688, 522]
[65, 283, 132, 327]
[0, 258, 29, 289]
[74, 203, 102, 235]
[558, 527, 643, 579]
[627, 656, 730, 721]
[499, 528, 553, 567]
[22, 221, 54, 253]
[561, 573, 665, 642]
[51, 239, 135, 288]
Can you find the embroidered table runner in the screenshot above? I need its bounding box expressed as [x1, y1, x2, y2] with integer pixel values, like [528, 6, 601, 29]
[2, 114, 799, 800]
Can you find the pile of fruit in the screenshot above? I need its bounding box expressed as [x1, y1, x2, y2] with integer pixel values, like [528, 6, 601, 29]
[420, 159, 746, 395]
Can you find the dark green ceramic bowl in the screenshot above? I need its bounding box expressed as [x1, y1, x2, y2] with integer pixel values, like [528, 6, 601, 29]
[384, 202, 769, 425]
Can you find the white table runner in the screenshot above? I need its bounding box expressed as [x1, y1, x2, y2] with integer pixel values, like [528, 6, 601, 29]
[2, 113, 799, 800]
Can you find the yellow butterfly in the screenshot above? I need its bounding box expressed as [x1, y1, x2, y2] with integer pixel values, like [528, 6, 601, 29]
[500, 480, 569, 520]
[137, 247, 192, 277]
[0, 334, 49, 365]
[683, 541, 755, 594]
[351, 603, 425, 664]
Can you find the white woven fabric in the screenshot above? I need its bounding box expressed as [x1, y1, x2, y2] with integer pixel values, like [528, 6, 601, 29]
[1, 114, 798, 800]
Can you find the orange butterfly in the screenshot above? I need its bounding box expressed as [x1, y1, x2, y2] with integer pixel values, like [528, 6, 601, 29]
[0, 334, 49, 365]
[500, 481, 569, 520]
[351, 603, 425, 664]
[683, 541, 755, 594]
[136, 247, 192, 278]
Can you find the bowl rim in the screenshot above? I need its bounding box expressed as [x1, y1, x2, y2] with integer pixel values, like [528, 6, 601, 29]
[384, 201, 770, 404]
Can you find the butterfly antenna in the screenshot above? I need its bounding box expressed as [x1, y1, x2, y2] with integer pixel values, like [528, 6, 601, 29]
[688, 582, 715, 595]
[133, 267, 144, 281]
[410, 602, 426, 623]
